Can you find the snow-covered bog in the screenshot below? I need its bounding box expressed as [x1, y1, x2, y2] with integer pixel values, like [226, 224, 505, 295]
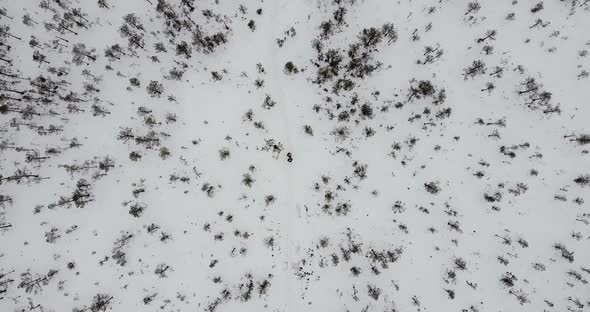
[0, 0, 589, 311]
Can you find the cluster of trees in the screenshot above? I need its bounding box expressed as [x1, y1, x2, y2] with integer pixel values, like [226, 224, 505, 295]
[517, 77, 560, 115]
[312, 21, 398, 92]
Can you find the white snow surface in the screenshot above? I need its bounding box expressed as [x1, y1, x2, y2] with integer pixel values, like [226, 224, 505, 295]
[0, 0, 589, 311]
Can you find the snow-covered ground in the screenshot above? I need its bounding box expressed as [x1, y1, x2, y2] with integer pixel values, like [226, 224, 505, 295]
[1, 0, 589, 311]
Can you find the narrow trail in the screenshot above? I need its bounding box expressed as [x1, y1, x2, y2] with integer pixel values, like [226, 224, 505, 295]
[267, 1, 296, 311]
